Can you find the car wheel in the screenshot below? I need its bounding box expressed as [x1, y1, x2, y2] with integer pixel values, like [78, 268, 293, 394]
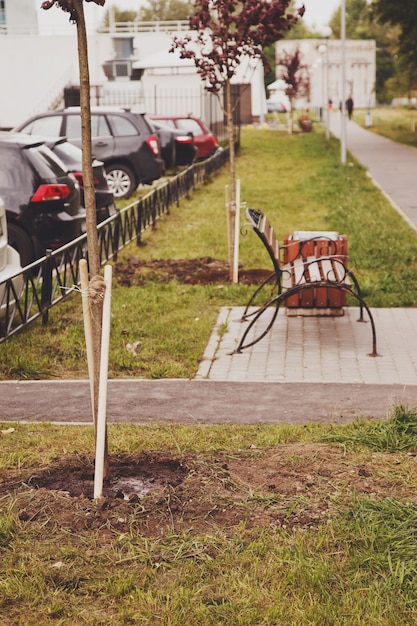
[7, 223, 34, 267]
[105, 164, 136, 199]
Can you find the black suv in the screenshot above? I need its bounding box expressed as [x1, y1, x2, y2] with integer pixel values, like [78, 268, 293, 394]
[0, 132, 84, 266]
[14, 107, 164, 199]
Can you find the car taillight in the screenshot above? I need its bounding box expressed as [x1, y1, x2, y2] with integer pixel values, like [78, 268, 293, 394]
[71, 172, 99, 188]
[31, 184, 71, 202]
[176, 135, 194, 144]
[73, 172, 84, 187]
[146, 134, 160, 156]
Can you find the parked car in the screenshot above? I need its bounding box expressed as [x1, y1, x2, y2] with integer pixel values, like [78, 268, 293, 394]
[14, 107, 165, 200]
[149, 120, 197, 169]
[0, 197, 23, 317]
[149, 115, 219, 160]
[44, 138, 116, 223]
[0, 132, 84, 266]
[266, 99, 287, 113]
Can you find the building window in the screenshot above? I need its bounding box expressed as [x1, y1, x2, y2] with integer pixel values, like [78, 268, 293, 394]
[0, 0, 5, 26]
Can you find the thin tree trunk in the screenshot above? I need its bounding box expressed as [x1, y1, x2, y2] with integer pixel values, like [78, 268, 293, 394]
[73, 0, 99, 277]
[225, 79, 236, 281]
[73, 0, 108, 479]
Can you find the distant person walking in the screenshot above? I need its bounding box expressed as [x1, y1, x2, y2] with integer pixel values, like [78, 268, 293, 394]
[346, 96, 354, 120]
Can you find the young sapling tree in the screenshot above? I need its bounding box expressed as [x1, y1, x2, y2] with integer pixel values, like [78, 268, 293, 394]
[172, 0, 305, 279]
[276, 45, 310, 133]
[41, 0, 109, 484]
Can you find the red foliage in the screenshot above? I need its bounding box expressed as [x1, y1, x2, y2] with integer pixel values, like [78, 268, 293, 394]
[171, 0, 305, 94]
[41, 0, 105, 24]
[277, 46, 310, 101]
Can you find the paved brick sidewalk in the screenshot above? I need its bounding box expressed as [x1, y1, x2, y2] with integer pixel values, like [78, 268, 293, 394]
[197, 306, 417, 385]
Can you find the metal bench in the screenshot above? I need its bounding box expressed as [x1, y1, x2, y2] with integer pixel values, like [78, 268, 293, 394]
[235, 208, 378, 356]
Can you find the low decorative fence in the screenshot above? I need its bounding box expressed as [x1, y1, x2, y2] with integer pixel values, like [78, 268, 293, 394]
[0, 147, 231, 344]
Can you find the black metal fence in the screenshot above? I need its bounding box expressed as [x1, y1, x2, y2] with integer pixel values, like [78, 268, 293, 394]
[0, 147, 232, 344]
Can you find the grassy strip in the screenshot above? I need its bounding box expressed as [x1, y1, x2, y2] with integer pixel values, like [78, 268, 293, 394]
[353, 105, 417, 149]
[321, 405, 417, 452]
[1, 411, 417, 624]
[2, 125, 417, 380]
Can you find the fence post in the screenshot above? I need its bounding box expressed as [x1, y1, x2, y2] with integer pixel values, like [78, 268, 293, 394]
[112, 209, 121, 262]
[41, 249, 53, 326]
[136, 200, 143, 247]
[152, 190, 158, 229]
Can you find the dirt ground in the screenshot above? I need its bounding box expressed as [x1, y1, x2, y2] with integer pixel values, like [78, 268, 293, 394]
[113, 256, 271, 287]
[1, 444, 414, 539]
[2, 258, 412, 538]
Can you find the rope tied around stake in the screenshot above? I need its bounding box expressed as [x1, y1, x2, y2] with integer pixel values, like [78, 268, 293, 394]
[60, 275, 107, 301]
[87, 275, 106, 305]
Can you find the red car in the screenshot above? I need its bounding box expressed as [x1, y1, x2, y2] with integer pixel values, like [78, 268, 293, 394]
[149, 115, 219, 160]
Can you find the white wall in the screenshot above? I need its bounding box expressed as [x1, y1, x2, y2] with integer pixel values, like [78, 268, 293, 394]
[276, 39, 376, 112]
[0, 33, 113, 128]
[6, 0, 37, 31]
[0, 25, 266, 128]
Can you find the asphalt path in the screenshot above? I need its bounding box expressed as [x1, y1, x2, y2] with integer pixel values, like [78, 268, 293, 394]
[2, 120, 417, 425]
[1, 379, 416, 424]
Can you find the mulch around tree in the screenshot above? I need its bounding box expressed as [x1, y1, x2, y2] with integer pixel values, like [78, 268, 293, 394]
[113, 256, 271, 286]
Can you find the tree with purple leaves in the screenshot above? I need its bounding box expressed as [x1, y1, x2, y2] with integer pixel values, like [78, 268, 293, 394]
[276, 45, 310, 134]
[172, 0, 305, 280]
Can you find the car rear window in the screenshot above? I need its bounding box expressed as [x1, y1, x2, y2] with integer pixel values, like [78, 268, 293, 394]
[0, 146, 34, 199]
[25, 144, 68, 178]
[154, 119, 175, 130]
[66, 114, 112, 140]
[65, 115, 82, 140]
[108, 115, 139, 137]
[175, 119, 204, 135]
[20, 115, 62, 137]
[52, 142, 82, 169]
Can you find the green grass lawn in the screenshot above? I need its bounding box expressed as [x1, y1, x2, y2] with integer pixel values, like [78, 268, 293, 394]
[2, 410, 417, 624]
[1, 124, 417, 380]
[353, 105, 417, 148]
[2, 123, 417, 624]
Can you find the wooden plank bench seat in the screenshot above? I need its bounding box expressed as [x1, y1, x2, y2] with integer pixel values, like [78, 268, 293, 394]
[235, 208, 378, 356]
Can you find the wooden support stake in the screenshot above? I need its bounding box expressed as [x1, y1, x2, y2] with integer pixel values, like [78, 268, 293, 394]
[80, 259, 95, 423]
[233, 179, 241, 284]
[94, 264, 112, 499]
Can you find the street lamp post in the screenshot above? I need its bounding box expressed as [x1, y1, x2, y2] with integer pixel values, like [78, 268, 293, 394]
[340, 0, 347, 164]
[323, 27, 332, 141]
[324, 41, 330, 140]
[318, 44, 327, 134]
[318, 27, 332, 141]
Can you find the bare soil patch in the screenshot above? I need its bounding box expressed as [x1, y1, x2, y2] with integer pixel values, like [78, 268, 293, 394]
[113, 256, 271, 286]
[2, 444, 414, 540]
[3, 259, 412, 541]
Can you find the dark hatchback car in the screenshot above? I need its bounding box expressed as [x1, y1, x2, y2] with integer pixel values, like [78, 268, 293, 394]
[149, 120, 197, 169]
[0, 132, 84, 266]
[14, 107, 164, 200]
[45, 137, 116, 223]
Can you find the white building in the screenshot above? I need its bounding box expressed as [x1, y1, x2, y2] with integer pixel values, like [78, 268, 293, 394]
[0, 0, 266, 129]
[0, 0, 37, 33]
[276, 39, 376, 112]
